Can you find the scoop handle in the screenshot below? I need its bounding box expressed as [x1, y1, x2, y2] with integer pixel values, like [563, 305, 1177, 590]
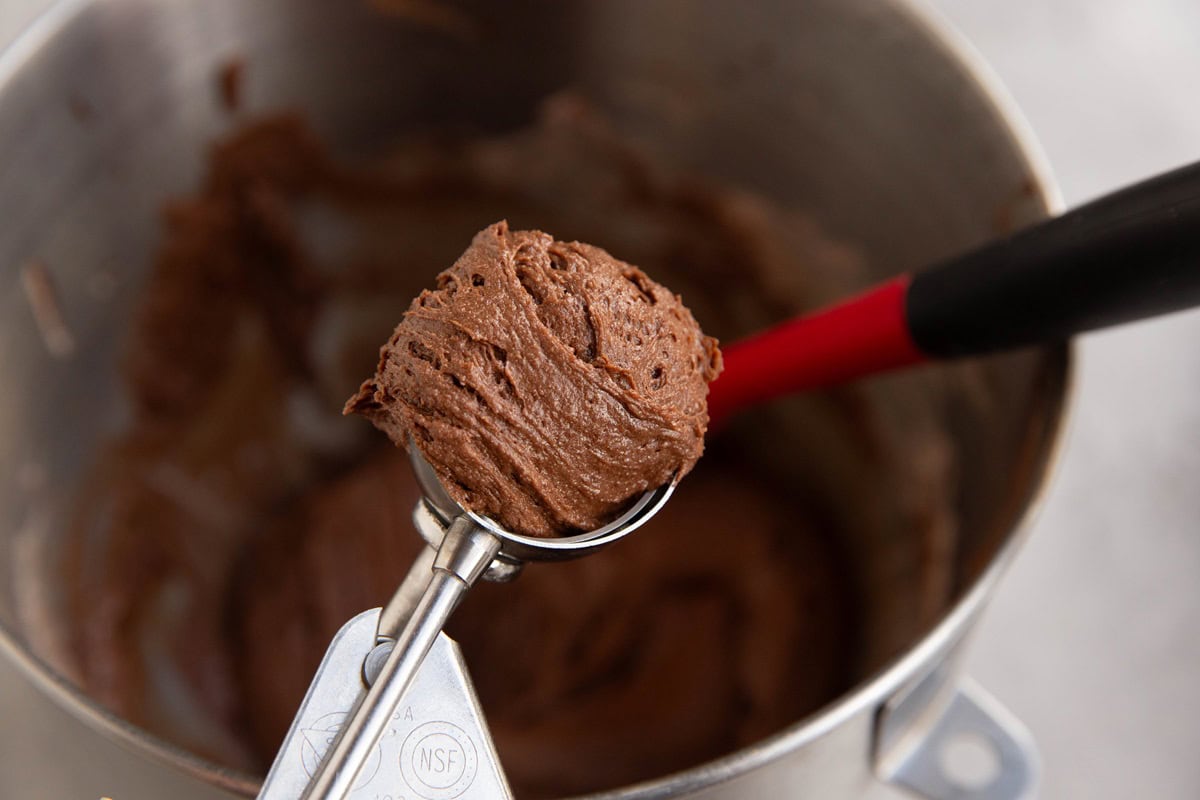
[708, 159, 1200, 427]
[299, 519, 500, 800]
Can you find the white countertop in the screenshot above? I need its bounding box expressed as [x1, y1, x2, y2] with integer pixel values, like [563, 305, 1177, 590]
[2, 1, 1199, 797]
[927, 2, 1200, 798]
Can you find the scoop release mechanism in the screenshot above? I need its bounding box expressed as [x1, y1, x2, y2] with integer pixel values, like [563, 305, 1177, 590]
[256, 607, 513, 800]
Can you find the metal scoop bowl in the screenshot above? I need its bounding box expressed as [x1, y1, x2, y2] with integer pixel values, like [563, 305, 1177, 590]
[299, 441, 676, 800]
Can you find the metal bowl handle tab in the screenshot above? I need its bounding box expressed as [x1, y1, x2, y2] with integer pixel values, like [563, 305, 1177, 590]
[875, 672, 1038, 800]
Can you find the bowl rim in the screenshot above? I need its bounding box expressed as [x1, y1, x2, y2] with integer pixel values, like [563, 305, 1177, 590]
[0, 0, 1072, 796]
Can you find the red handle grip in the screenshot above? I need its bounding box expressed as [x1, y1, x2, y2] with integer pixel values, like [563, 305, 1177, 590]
[706, 275, 927, 429]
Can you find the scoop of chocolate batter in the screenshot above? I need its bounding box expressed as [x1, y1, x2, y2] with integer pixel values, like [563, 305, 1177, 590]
[345, 222, 722, 536]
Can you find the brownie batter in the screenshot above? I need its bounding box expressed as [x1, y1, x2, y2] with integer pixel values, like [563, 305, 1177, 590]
[56, 97, 958, 798]
[346, 222, 721, 536]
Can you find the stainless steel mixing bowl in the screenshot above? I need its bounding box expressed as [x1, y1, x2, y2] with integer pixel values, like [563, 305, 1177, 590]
[0, 0, 1067, 797]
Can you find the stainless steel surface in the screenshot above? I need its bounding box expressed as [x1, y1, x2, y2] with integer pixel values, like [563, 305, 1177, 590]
[308, 443, 675, 800]
[410, 444, 677, 562]
[258, 610, 511, 800]
[875, 652, 1037, 800]
[878, 679, 1038, 800]
[300, 518, 501, 800]
[412, 501, 524, 584]
[376, 545, 437, 644]
[0, 0, 1071, 797]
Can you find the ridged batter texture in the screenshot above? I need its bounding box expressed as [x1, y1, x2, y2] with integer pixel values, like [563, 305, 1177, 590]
[345, 221, 722, 536]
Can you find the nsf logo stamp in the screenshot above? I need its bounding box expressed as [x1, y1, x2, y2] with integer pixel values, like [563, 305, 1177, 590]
[400, 720, 479, 799]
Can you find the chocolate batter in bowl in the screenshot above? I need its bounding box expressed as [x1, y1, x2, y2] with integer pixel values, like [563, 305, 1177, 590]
[0, 1, 1067, 798]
